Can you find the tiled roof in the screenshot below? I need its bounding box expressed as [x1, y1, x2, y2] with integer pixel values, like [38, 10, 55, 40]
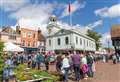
[111, 25, 120, 37]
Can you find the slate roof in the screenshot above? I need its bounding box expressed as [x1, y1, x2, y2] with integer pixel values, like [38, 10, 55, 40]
[47, 28, 95, 41]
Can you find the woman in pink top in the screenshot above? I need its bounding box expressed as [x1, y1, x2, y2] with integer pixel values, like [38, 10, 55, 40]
[81, 54, 88, 80]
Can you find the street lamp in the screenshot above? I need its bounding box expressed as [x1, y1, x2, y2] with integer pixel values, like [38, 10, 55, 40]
[106, 34, 111, 53]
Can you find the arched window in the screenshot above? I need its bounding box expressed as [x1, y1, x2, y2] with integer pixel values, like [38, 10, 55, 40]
[80, 38, 82, 45]
[65, 37, 69, 45]
[76, 36, 78, 44]
[28, 41, 30, 47]
[57, 38, 61, 45]
[49, 39, 51, 46]
[22, 40, 25, 46]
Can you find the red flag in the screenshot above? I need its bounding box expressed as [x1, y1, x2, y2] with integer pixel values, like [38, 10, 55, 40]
[68, 2, 71, 13]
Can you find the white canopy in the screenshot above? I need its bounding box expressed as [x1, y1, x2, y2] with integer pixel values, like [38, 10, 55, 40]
[4, 42, 24, 52]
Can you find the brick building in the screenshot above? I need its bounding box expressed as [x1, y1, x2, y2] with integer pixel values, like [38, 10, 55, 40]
[16, 26, 45, 53]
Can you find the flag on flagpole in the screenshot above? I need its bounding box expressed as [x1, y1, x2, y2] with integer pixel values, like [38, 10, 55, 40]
[68, 2, 71, 13]
[68, 1, 72, 26]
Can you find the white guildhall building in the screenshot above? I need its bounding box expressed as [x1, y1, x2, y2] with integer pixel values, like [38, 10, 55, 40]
[46, 16, 96, 53]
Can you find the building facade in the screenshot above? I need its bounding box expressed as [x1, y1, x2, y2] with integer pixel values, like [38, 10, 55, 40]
[0, 32, 21, 45]
[16, 26, 45, 53]
[37, 29, 46, 53]
[111, 24, 120, 55]
[20, 28, 38, 48]
[0, 26, 46, 53]
[0, 27, 21, 45]
[18, 28, 38, 53]
[46, 29, 96, 53]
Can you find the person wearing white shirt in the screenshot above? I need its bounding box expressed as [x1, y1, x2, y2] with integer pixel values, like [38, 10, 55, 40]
[61, 55, 70, 82]
[81, 55, 87, 64]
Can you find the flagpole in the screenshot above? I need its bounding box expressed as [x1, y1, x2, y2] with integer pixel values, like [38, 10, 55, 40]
[69, 0, 72, 26]
[69, 0, 73, 52]
[70, 10, 72, 26]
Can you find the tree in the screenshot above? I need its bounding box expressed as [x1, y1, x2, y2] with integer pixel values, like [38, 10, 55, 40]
[87, 30, 102, 50]
[0, 41, 4, 53]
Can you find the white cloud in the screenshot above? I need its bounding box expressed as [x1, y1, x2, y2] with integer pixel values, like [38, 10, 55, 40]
[0, 0, 103, 37]
[57, 21, 86, 32]
[0, 0, 86, 36]
[100, 32, 112, 47]
[10, 3, 54, 20]
[0, 0, 28, 11]
[57, 21, 73, 29]
[0, 0, 60, 35]
[95, 4, 120, 18]
[87, 20, 103, 29]
[0, 1, 69, 36]
[84, 20, 103, 31]
[61, 1, 86, 17]
[8, 2, 57, 35]
[0, 28, 2, 32]
[57, 20, 103, 35]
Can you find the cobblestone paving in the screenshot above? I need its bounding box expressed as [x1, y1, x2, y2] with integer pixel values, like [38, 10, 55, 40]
[48, 61, 120, 82]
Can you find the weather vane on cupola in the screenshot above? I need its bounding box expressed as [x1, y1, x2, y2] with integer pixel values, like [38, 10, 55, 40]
[47, 15, 60, 35]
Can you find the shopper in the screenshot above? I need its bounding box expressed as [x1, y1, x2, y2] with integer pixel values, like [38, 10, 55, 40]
[86, 53, 94, 77]
[36, 52, 44, 70]
[61, 55, 70, 82]
[71, 51, 81, 81]
[81, 54, 88, 80]
[56, 54, 62, 72]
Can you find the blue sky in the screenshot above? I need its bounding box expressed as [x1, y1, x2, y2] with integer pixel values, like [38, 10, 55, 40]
[0, 0, 120, 47]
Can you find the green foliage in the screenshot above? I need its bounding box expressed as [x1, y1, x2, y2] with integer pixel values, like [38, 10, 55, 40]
[0, 41, 4, 53]
[87, 30, 102, 50]
[14, 64, 58, 82]
[0, 56, 3, 81]
[0, 41, 4, 81]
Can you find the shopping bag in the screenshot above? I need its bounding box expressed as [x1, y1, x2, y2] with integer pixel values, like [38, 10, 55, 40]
[92, 62, 96, 72]
[61, 69, 65, 74]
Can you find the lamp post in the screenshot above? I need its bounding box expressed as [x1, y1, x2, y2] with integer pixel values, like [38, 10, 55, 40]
[108, 40, 110, 53]
[106, 35, 111, 54]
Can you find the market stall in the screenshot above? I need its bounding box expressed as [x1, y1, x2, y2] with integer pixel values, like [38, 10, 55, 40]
[3, 42, 24, 52]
